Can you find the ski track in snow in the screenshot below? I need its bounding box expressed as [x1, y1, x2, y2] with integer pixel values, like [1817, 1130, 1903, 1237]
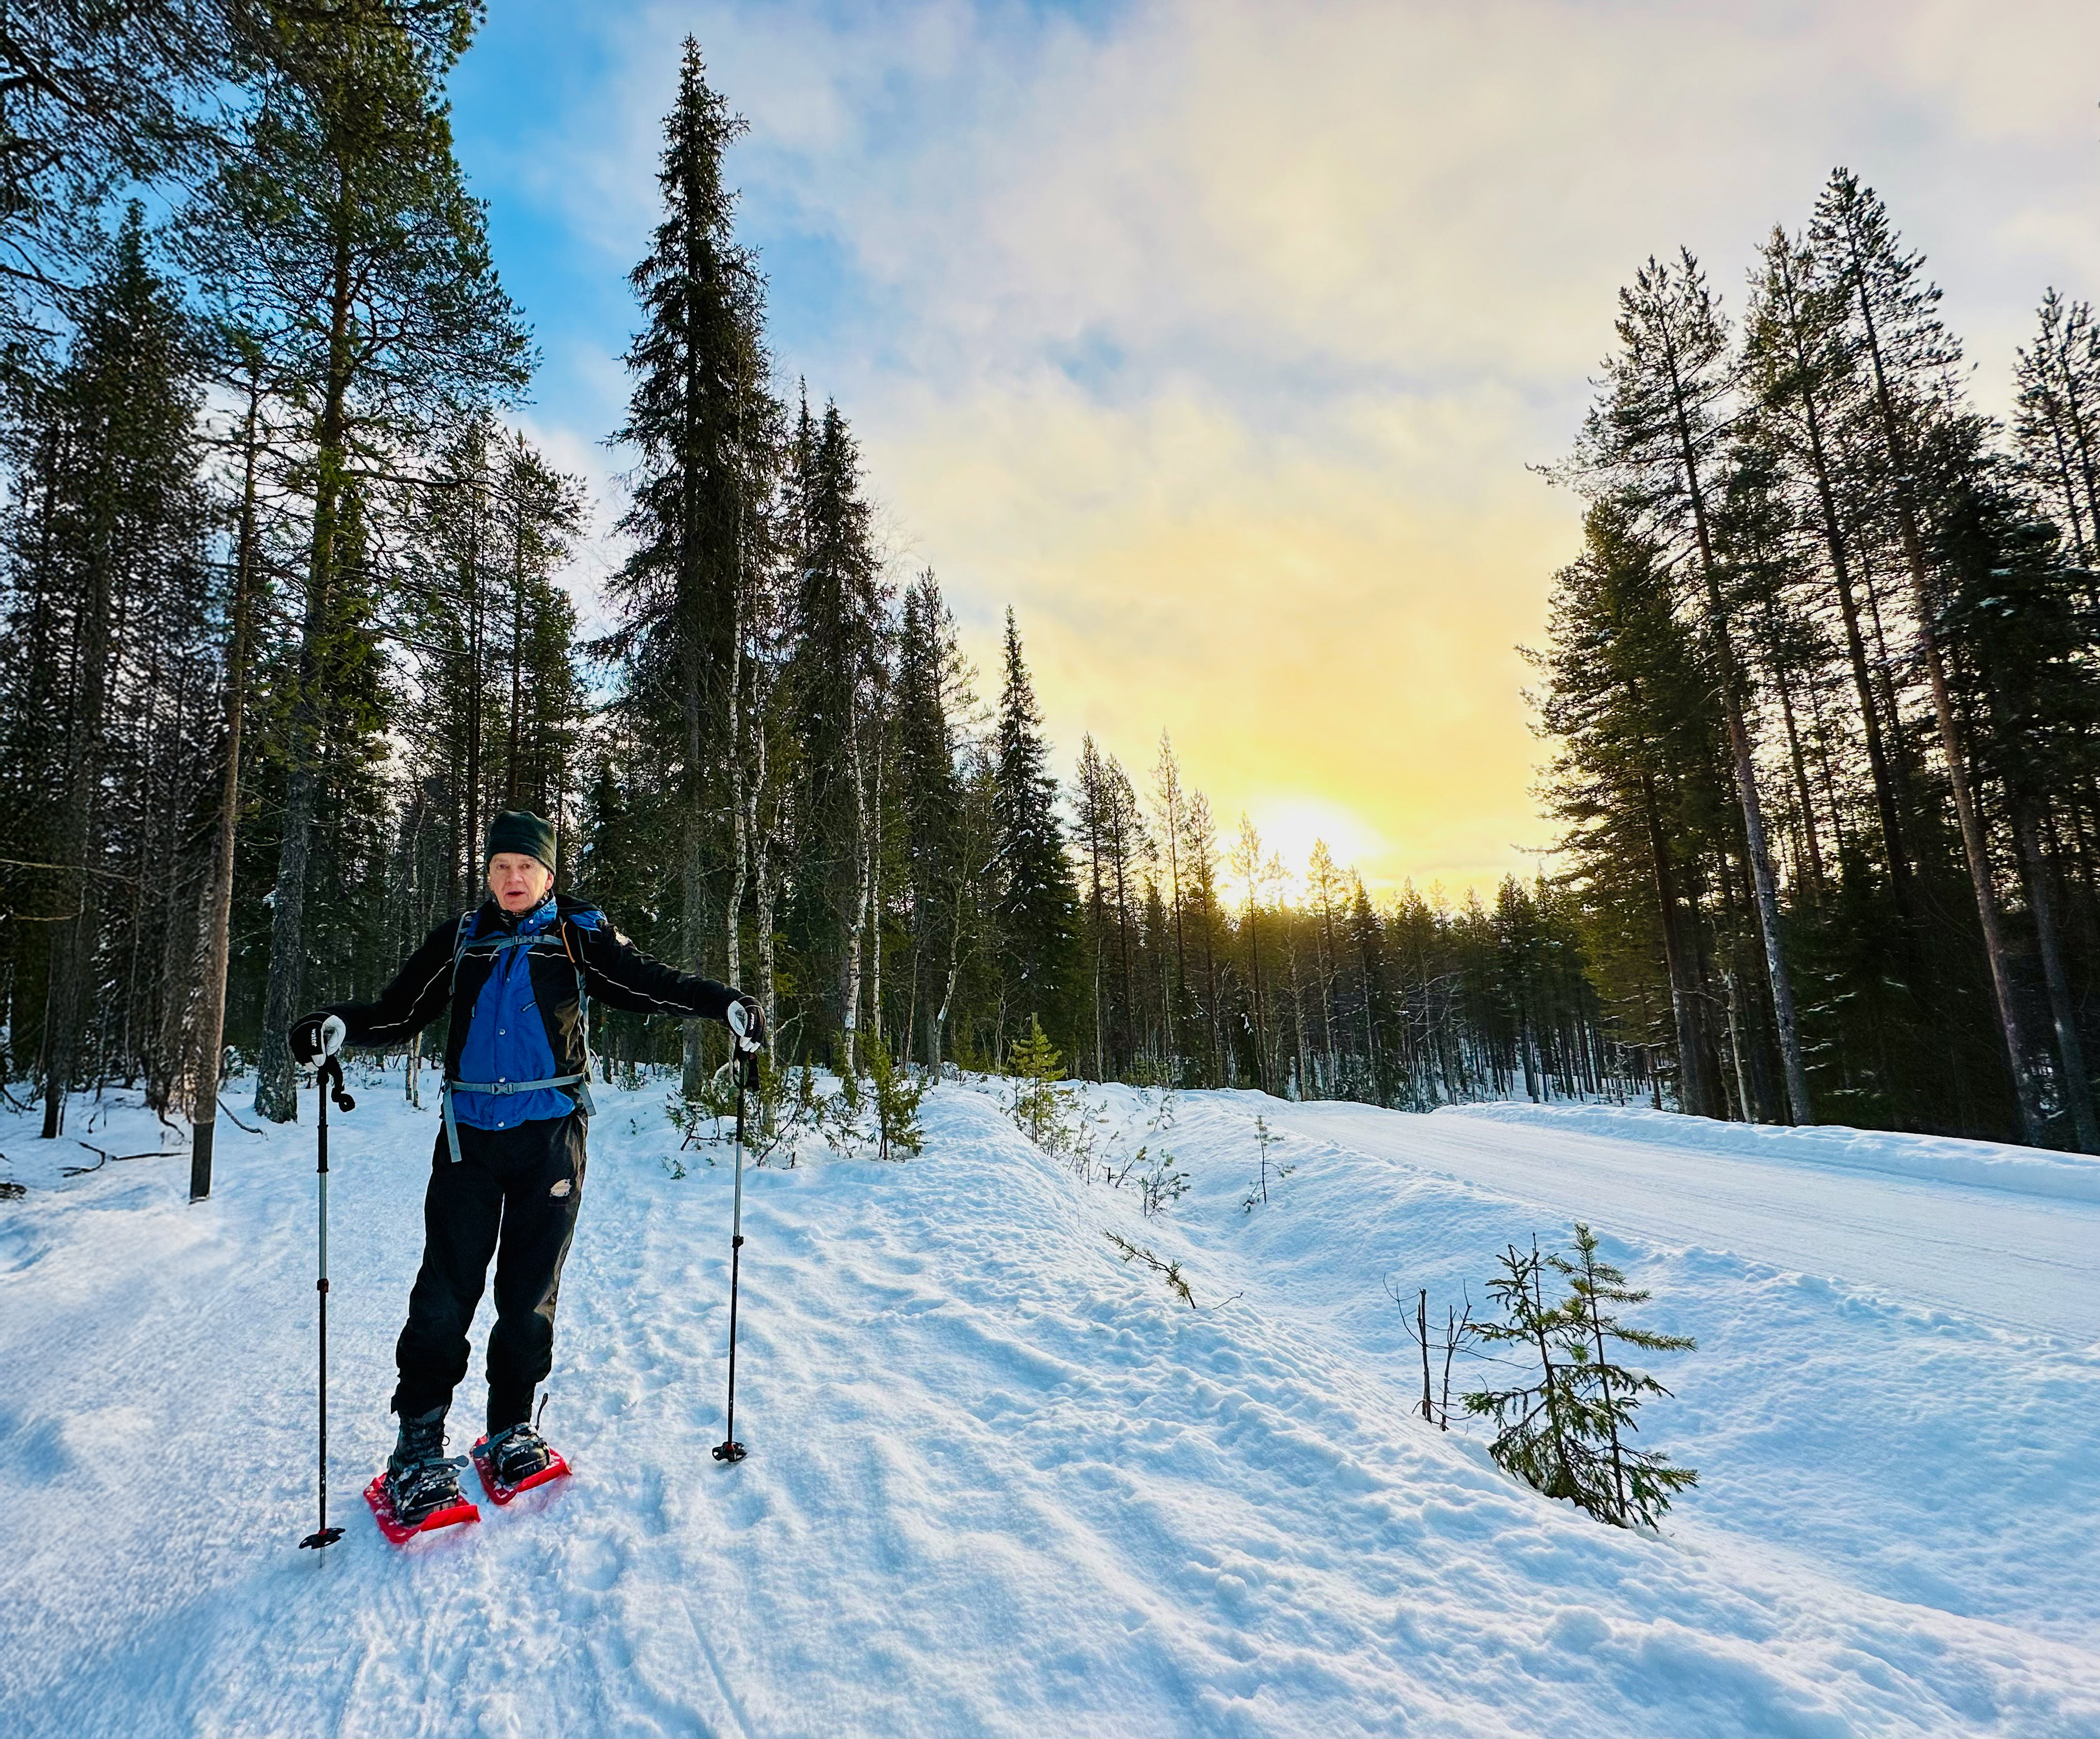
[1, 1076, 2096, 1738]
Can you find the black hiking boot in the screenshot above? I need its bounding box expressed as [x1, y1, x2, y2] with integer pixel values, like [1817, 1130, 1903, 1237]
[482, 1419, 555, 1489]
[382, 1405, 468, 1525]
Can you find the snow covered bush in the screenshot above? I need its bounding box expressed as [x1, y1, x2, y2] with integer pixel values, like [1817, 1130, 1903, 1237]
[1463, 1225, 1698, 1528]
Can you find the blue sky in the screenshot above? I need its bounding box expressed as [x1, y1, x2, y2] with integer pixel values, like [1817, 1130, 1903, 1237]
[443, 0, 2100, 893]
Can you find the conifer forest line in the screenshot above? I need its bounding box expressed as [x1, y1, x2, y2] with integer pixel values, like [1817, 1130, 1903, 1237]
[5, 6, 2100, 1154]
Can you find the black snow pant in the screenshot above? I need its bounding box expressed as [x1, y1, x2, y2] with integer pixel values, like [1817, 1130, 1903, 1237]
[390, 1110, 586, 1433]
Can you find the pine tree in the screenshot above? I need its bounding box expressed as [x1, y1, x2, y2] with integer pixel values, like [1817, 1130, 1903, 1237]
[1576, 250, 1812, 1124]
[0, 0, 230, 362]
[1810, 168, 2044, 1143]
[187, 0, 530, 1122]
[1744, 226, 1917, 907]
[2013, 290, 2100, 572]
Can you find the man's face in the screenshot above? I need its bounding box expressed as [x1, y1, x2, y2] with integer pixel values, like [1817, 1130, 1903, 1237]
[488, 852, 554, 913]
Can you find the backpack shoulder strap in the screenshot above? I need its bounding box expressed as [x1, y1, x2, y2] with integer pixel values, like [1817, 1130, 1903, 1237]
[559, 914, 597, 1088]
[448, 910, 477, 996]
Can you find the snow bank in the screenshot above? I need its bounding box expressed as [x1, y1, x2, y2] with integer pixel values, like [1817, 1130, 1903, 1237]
[2, 1075, 2096, 1737]
[1439, 1099, 2100, 1204]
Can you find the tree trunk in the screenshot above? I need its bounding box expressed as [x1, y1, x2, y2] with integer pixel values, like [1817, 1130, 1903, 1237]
[1840, 224, 2044, 1143]
[1773, 248, 1913, 896]
[188, 373, 263, 1198]
[840, 692, 871, 1076]
[256, 234, 355, 1124]
[2017, 805, 2098, 1151]
[1639, 771, 1711, 1118]
[1656, 318, 1813, 1124]
[39, 484, 115, 1139]
[725, 534, 746, 994]
[506, 479, 524, 804]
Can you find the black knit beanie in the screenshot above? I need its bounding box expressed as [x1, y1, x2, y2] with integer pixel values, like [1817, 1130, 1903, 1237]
[485, 810, 557, 872]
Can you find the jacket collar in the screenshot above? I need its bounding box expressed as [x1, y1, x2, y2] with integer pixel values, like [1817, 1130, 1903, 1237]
[483, 895, 558, 937]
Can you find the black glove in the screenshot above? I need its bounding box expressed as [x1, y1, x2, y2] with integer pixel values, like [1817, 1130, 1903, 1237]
[289, 1011, 345, 1065]
[729, 993, 767, 1052]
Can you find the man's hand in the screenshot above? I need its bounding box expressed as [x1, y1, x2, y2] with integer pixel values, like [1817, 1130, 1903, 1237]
[290, 1011, 346, 1066]
[728, 993, 766, 1054]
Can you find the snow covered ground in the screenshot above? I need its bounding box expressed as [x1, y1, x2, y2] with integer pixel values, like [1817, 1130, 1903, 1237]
[2, 1072, 2096, 1738]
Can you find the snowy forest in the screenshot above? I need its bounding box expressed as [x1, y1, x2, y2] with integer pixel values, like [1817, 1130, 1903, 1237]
[5, 2, 2100, 1161]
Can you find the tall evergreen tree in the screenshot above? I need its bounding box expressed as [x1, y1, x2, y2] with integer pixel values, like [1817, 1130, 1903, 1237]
[0, 0, 232, 363]
[1810, 169, 2043, 1142]
[991, 610, 1077, 1056]
[783, 396, 886, 1068]
[0, 210, 213, 1136]
[606, 36, 776, 1094]
[186, 0, 529, 1123]
[894, 571, 976, 1069]
[1576, 249, 1812, 1124]
[2012, 291, 2100, 571]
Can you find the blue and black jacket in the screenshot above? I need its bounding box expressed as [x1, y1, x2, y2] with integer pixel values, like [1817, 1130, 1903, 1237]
[322, 893, 734, 1157]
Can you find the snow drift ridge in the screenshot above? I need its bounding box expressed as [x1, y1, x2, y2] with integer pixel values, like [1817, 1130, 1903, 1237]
[1439, 1100, 2100, 1204]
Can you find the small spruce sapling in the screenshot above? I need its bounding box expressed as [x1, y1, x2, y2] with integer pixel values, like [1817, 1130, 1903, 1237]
[665, 1072, 735, 1154]
[722, 1055, 831, 1168]
[1550, 1223, 1698, 1527]
[1007, 1017, 1076, 1153]
[1465, 1239, 1586, 1504]
[864, 1028, 927, 1161]
[1463, 1229, 1697, 1527]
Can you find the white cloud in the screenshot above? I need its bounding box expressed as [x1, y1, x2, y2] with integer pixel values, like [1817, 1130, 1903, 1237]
[470, 0, 2100, 887]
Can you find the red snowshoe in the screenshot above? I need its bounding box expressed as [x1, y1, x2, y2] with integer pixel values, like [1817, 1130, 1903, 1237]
[364, 1472, 479, 1544]
[471, 1422, 570, 1505]
[366, 1406, 479, 1544]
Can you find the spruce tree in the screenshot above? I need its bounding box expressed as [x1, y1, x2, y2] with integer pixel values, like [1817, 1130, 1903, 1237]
[606, 36, 776, 1095]
[1535, 503, 1732, 1117]
[783, 396, 886, 1068]
[991, 610, 1078, 1055]
[5, 210, 213, 1137]
[895, 571, 972, 1068]
[1939, 475, 2100, 1149]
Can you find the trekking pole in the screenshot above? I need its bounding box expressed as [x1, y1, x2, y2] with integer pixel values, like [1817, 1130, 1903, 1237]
[300, 1019, 354, 1551]
[712, 1003, 757, 1465]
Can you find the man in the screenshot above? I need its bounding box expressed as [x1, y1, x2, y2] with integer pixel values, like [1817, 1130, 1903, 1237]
[290, 808, 762, 1527]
